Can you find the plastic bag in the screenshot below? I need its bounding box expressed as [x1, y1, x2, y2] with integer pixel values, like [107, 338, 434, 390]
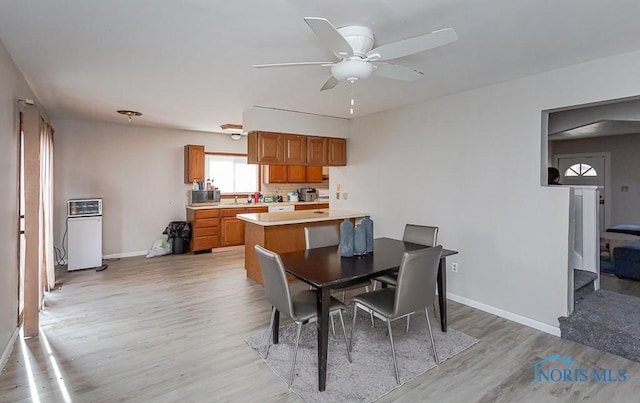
[146, 238, 172, 258]
[163, 221, 191, 240]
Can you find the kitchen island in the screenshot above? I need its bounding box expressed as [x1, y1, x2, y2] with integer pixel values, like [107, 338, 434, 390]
[237, 209, 368, 285]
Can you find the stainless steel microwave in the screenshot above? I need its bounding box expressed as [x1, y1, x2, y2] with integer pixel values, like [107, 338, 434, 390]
[67, 198, 102, 217]
[189, 190, 221, 205]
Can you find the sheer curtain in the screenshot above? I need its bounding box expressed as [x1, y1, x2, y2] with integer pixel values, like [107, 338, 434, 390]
[39, 118, 55, 293]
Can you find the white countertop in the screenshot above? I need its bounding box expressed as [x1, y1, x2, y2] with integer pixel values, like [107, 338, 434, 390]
[236, 209, 367, 226]
[186, 200, 329, 210]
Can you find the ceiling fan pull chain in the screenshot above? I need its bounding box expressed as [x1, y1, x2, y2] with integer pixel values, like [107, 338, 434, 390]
[350, 82, 354, 115]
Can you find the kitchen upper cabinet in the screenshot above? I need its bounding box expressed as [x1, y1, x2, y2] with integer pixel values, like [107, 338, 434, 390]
[184, 144, 205, 183]
[265, 165, 287, 183]
[284, 135, 306, 164]
[306, 166, 323, 183]
[307, 136, 328, 165]
[287, 165, 307, 183]
[248, 131, 283, 164]
[248, 131, 346, 166]
[327, 138, 347, 166]
[265, 165, 323, 183]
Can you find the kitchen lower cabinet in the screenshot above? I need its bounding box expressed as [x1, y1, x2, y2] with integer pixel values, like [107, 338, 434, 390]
[220, 206, 268, 246]
[220, 208, 247, 246]
[187, 208, 220, 252]
[221, 217, 245, 246]
[295, 203, 329, 211]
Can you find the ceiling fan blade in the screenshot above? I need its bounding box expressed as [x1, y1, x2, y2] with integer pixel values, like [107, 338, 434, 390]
[366, 28, 457, 61]
[253, 61, 333, 68]
[320, 76, 340, 91]
[373, 62, 424, 81]
[304, 17, 353, 58]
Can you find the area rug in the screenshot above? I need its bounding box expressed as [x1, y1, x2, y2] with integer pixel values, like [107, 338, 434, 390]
[245, 307, 479, 402]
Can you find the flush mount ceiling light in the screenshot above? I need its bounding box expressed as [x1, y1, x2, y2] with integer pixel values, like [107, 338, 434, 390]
[117, 110, 142, 122]
[221, 123, 243, 140]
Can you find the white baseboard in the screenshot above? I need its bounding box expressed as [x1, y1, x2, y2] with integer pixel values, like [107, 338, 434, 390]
[103, 250, 148, 259]
[1, 327, 20, 372]
[447, 292, 561, 337]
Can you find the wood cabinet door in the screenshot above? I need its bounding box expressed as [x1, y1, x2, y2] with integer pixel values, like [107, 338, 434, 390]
[327, 138, 347, 166]
[267, 165, 287, 183]
[284, 134, 306, 164]
[287, 165, 307, 183]
[305, 166, 323, 183]
[257, 132, 283, 164]
[295, 203, 329, 210]
[307, 136, 328, 165]
[184, 145, 205, 183]
[221, 217, 245, 246]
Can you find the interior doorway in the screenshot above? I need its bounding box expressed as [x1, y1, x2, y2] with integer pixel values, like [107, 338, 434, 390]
[17, 112, 25, 325]
[555, 153, 610, 234]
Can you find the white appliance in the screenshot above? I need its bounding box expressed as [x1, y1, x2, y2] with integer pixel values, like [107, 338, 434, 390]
[268, 204, 295, 213]
[67, 199, 103, 271]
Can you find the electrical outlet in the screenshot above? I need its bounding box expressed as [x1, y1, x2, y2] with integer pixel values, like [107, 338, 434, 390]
[336, 184, 341, 191]
[342, 192, 348, 200]
[451, 262, 459, 273]
[336, 192, 340, 199]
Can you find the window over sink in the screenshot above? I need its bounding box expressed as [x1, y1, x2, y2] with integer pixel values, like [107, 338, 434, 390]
[205, 153, 258, 194]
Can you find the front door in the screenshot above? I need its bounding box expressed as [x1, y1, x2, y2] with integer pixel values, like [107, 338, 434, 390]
[556, 154, 607, 233]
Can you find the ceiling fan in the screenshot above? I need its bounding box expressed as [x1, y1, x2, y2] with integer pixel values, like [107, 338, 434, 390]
[253, 17, 458, 91]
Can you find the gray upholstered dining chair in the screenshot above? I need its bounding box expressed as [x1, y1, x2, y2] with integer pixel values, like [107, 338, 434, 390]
[254, 245, 351, 388]
[305, 225, 375, 330]
[376, 224, 439, 287]
[375, 224, 439, 327]
[304, 225, 373, 302]
[349, 246, 443, 385]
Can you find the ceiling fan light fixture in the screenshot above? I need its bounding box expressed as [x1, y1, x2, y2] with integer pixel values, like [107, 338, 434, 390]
[220, 123, 243, 133]
[336, 25, 374, 56]
[117, 109, 142, 122]
[331, 59, 373, 82]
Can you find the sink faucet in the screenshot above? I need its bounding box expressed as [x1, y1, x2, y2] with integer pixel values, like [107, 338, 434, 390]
[234, 196, 238, 204]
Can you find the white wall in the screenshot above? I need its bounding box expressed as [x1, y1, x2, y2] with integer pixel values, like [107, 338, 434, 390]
[52, 120, 246, 257]
[0, 40, 39, 364]
[552, 133, 640, 225]
[243, 106, 349, 138]
[332, 49, 640, 331]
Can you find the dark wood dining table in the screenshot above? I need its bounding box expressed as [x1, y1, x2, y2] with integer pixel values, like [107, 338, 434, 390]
[276, 237, 458, 391]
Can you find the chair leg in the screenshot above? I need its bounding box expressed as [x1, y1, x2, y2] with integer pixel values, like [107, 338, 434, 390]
[337, 310, 352, 363]
[424, 308, 439, 365]
[387, 320, 400, 385]
[289, 322, 303, 388]
[265, 306, 276, 359]
[405, 314, 411, 334]
[331, 314, 336, 339]
[349, 304, 359, 353]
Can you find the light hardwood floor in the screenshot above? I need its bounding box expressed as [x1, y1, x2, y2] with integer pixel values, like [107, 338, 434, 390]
[1, 247, 640, 402]
[601, 272, 640, 298]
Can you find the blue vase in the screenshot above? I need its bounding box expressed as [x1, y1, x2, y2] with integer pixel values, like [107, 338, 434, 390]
[361, 216, 374, 253]
[354, 224, 366, 255]
[340, 219, 354, 257]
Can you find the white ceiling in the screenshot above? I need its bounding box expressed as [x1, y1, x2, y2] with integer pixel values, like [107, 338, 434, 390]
[2, 0, 640, 134]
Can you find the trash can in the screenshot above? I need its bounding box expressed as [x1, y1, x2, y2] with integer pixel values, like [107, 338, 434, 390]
[163, 221, 191, 254]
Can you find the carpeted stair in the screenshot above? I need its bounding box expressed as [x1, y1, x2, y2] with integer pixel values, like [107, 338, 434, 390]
[574, 269, 598, 300]
[559, 289, 640, 362]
